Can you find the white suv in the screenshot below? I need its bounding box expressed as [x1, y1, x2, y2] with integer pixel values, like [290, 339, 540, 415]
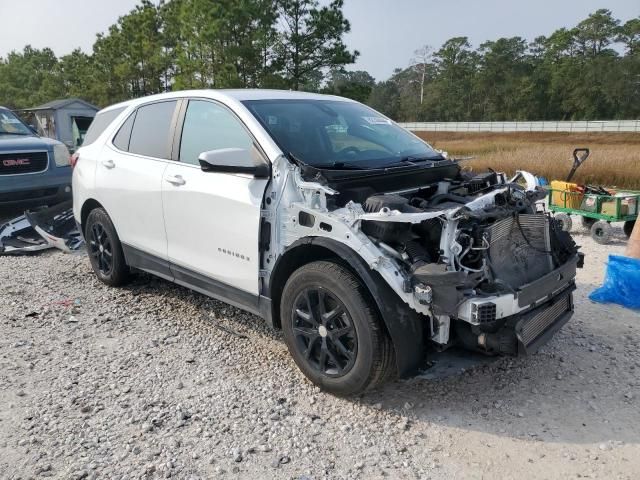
[73, 90, 581, 395]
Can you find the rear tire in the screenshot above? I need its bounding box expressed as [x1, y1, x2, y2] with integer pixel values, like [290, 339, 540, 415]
[85, 208, 130, 286]
[555, 213, 572, 232]
[590, 220, 612, 245]
[624, 220, 636, 239]
[280, 261, 394, 396]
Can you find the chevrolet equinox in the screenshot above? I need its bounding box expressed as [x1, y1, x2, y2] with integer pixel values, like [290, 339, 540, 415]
[73, 90, 582, 395]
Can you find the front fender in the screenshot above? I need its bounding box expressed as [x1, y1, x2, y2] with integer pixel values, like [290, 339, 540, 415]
[270, 236, 425, 378]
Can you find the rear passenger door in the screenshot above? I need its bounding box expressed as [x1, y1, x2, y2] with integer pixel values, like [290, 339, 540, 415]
[161, 99, 269, 295]
[96, 100, 179, 279]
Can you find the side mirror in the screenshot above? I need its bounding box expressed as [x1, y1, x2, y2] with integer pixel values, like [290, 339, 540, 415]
[198, 147, 270, 178]
[28, 124, 38, 134]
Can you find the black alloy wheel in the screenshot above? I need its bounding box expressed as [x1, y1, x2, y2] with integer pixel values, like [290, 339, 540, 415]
[88, 221, 113, 276]
[291, 287, 357, 377]
[280, 261, 395, 396]
[85, 208, 130, 287]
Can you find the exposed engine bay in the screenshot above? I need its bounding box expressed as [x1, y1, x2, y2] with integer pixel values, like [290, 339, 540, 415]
[263, 156, 583, 358]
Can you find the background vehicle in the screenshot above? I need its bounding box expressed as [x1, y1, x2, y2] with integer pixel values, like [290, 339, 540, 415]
[0, 106, 72, 206]
[73, 90, 582, 396]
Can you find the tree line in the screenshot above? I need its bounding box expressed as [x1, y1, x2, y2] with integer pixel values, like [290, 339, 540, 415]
[0, 3, 637, 122]
[0, 0, 355, 109]
[369, 9, 640, 121]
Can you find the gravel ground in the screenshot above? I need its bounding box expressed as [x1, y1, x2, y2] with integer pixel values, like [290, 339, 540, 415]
[1, 221, 639, 479]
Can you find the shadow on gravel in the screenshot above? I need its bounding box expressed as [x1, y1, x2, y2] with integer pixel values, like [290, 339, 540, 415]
[356, 280, 640, 445]
[104, 269, 640, 446]
[121, 271, 282, 342]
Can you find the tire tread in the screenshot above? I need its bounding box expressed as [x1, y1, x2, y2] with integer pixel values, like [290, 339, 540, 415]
[281, 260, 395, 395]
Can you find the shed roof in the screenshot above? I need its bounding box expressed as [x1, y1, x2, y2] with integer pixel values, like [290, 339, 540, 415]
[28, 98, 99, 112]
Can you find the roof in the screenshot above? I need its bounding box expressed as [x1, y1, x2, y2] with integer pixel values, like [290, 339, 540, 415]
[100, 89, 354, 113]
[219, 89, 351, 102]
[27, 98, 100, 111]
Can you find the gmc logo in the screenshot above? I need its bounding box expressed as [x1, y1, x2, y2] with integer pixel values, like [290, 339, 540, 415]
[2, 159, 30, 167]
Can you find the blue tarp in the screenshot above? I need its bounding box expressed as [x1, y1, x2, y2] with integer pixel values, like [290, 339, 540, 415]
[589, 255, 640, 310]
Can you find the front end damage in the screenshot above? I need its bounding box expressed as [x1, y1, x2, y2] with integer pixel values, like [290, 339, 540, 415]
[262, 155, 582, 362]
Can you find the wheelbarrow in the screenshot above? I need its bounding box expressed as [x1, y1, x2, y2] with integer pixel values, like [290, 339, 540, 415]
[547, 148, 639, 244]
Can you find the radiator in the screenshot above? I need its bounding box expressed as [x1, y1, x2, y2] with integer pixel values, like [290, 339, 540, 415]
[486, 214, 553, 289]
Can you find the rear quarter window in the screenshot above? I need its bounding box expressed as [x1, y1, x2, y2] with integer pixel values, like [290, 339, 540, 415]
[82, 107, 126, 146]
[128, 101, 178, 159]
[112, 111, 137, 152]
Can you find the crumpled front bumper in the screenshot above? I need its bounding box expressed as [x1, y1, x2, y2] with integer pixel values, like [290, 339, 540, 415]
[514, 288, 574, 354]
[456, 254, 581, 325]
[442, 255, 581, 355]
[0, 199, 83, 255]
[468, 284, 575, 356]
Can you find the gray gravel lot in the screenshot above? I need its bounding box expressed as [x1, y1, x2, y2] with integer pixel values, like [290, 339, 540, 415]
[1, 225, 639, 479]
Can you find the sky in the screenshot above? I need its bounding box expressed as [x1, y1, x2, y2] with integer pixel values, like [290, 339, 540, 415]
[0, 0, 638, 80]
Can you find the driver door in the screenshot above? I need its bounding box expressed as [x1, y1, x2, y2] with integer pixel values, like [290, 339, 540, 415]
[161, 99, 269, 295]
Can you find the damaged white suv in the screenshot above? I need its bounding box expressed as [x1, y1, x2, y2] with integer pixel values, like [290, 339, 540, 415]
[73, 90, 582, 395]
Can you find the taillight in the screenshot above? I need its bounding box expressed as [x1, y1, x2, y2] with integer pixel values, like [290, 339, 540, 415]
[70, 152, 80, 168]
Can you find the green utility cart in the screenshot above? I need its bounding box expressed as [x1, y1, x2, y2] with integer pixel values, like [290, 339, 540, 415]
[547, 148, 639, 244]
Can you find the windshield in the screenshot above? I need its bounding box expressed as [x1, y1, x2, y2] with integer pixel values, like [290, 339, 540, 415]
[0, 109, 32, 135]
[242, 99, 442, 169]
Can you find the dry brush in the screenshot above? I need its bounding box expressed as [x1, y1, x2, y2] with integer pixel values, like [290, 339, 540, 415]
[414, 132, 640, 189]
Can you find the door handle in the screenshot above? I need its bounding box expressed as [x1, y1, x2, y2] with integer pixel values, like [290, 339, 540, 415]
[165, 174, 186, 186]
[101, 159, 115, 169]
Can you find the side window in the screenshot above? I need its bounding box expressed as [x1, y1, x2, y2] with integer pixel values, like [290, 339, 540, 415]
[128, 101, 177, 159]
[112, 111, 136, 151]
[179, 100, 253, 166]
[82, 107, 126, 146]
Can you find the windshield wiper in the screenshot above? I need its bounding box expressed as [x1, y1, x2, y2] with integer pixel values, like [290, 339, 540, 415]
[401, 154, 444, 162]
[288, 153, 372, 171]
[0, 131, 30, 135]
[382, 154, 445, 168]
[330, 162, 371, 170]
[312, 162, 371, 170]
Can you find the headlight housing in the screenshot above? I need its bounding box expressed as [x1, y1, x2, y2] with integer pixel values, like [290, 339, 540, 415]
[53, 144, 71, 167]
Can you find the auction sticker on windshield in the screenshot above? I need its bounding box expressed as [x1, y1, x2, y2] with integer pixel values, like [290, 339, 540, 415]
[362, 116, 392, 125]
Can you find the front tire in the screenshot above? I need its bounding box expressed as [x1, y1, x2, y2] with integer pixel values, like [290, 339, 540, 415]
[85, 208, 130, 286]
[280, 261, 394, 396]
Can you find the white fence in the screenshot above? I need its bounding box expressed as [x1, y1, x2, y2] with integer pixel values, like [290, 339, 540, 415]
[399, 120, 640, 133]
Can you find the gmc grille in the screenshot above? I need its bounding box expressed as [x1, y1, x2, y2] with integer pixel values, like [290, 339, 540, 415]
[0, 151, 49, 175]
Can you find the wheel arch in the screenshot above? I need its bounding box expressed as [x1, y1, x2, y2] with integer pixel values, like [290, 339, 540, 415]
[80, 198, 105, 235]
[266, 236, 426, 378]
